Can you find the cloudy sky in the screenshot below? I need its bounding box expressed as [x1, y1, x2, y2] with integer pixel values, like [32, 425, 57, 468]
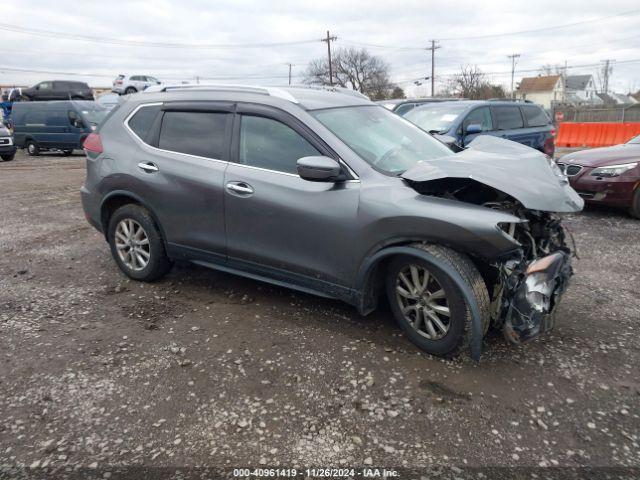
[1, 0, 639, 96]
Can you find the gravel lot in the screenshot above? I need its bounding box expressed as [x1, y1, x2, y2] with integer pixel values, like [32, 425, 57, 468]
[1, 150, 639, 479]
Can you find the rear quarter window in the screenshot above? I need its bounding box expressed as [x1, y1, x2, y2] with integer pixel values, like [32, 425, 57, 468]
[521, 105, 549, 127]
[127, 104, 161, 142]
[492, 106, 524, 130]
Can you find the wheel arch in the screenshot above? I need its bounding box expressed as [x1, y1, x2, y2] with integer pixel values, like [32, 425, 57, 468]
[100, 191, 168, 246]
[354, 242, 485, 361]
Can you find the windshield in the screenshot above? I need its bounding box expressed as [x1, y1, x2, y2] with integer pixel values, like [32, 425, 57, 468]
[404, 103, 469, 134]
[312, 106, 454, 174]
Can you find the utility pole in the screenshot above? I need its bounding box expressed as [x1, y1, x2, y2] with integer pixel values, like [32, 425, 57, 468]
[321, 30, 338, 86]
[507, 53, 521, 100]
[427, 40, 440, 97]
[600, 59, 614, 94]
[285, 63, 295, 85]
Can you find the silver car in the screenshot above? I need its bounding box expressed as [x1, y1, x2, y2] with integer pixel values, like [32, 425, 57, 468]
[112, 74, 161, 95]
[80, 85, 583, 359]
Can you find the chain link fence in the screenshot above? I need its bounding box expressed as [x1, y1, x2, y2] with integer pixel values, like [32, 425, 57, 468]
[552, 105, 640, 122]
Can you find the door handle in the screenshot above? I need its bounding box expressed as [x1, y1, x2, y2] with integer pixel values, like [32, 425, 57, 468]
[138, 162, 159, 173]
[226, 182, 254, 195]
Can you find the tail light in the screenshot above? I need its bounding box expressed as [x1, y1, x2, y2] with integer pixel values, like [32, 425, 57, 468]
[116, 80, 123, 85]
[83, 133, 103, 154]
[550, 127, 556, 137]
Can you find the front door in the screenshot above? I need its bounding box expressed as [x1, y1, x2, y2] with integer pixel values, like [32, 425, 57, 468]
[224, 106, 360, 288]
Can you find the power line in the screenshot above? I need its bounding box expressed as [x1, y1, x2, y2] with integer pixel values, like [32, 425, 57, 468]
[0, 22, 320, 49]
[341, 9, 640, 50]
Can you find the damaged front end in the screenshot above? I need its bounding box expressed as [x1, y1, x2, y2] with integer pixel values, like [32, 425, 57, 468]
[492, 211, 574, 344]
[402, 136, 583, 348]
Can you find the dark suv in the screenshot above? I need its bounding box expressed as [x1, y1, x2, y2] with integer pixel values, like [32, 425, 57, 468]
[81, 85, 582, 359]
[404, 100, 556, 157]
[21, 81, 94, 101]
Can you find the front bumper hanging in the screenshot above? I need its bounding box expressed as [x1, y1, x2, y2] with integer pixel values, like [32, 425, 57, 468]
[502, 251, 572, 344]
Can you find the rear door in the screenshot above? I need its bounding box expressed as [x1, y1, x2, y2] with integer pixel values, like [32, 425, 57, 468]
[224, 104, 360, 288]
[125, 102, 233, 259]
[520, 105, 552, 152]
[490, 105, 530, 146]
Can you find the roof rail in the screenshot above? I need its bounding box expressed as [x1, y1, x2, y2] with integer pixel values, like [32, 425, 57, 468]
[290, 84, 370, 100]
[143, 83, 299, 103]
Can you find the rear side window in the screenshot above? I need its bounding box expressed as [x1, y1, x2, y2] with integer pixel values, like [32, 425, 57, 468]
[128, 104, 161, 142]
[492, 106, 524, 130]
[394, 103, 415, 116]
[521, 105, 549, 127]
[158, 111, 229, 159]
[239, 115, 320, 174]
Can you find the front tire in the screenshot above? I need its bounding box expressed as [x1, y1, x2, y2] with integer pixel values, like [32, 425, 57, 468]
[26, 140, 39, 156]
[386, 244, 490, 358]
[1, 153, 15, 161]
[629, 188, 640, 219]
[62, 149, 73, 156]
[107, 204, 172, 281]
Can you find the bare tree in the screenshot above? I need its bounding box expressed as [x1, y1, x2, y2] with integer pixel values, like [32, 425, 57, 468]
[445, 65, 506, 100]
[539, 64, 563, 76]
[304, 47, 397, 99]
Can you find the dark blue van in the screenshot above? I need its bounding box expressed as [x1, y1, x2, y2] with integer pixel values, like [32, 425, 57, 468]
[404, 100, 555, 157]
[12, 101, 108, 155]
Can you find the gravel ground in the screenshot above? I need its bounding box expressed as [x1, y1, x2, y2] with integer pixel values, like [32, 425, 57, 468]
[1, 150, 639, 479]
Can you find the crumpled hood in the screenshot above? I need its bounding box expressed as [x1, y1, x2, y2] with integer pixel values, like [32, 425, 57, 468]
[402, 136, 584, 213]
[561, 144, 640, 167]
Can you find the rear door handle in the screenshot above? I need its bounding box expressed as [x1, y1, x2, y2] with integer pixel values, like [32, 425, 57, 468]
[138, 162, 159, 173]
[226, 181, 254, 195]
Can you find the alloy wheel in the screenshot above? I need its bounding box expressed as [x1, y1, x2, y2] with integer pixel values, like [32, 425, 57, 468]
[114, 219, 150, 271]
[395, 264, 450, 340]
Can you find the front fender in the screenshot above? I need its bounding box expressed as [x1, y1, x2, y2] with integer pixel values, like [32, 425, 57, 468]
[355, 245, 484, 361]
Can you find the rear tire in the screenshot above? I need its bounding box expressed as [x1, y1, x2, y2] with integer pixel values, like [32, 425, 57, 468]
[385, 244, 490, 358]
[630, 188, 640, 219]
[1, 153, 15, 161]
[62, 150, 73, 156]
[124, 87, 137, 95]
[107, 204, 172, 282]
[26, 140, 39, 156]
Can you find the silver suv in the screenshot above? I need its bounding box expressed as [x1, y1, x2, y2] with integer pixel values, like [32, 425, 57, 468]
[81, 85, 583, 359]
[112, 74, 161, 95]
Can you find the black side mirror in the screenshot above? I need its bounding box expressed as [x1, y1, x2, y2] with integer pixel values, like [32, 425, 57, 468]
[297, 156, 342, 182]
[465, 123, 482, 135]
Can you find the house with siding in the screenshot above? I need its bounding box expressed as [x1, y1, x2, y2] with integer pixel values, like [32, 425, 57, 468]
[565, 75, 601, 105]
[515, 75, 564, 109]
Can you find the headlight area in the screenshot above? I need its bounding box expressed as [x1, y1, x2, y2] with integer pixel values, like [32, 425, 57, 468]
[500, 251, 573, 344]
[590, 162, 638, 178]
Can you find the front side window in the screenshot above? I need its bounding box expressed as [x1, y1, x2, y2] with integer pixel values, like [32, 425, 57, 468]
[128, 104, 161, 142]
[462, 107, 493, 132]
[313, 105, 453, 175]
[521, 105, 549, 127]
[492, 106, 524, 130]
[158, 111, 229, 159]
[239, 115, 320, 174]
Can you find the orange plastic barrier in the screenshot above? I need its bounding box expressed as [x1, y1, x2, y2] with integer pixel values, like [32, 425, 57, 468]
[556, 122, 640, 148]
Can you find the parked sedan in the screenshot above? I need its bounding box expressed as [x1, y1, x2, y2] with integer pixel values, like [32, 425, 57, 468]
[377, 98, 463, 116]
[557, 134, 640, 218]
[112, 75, 161, 95]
